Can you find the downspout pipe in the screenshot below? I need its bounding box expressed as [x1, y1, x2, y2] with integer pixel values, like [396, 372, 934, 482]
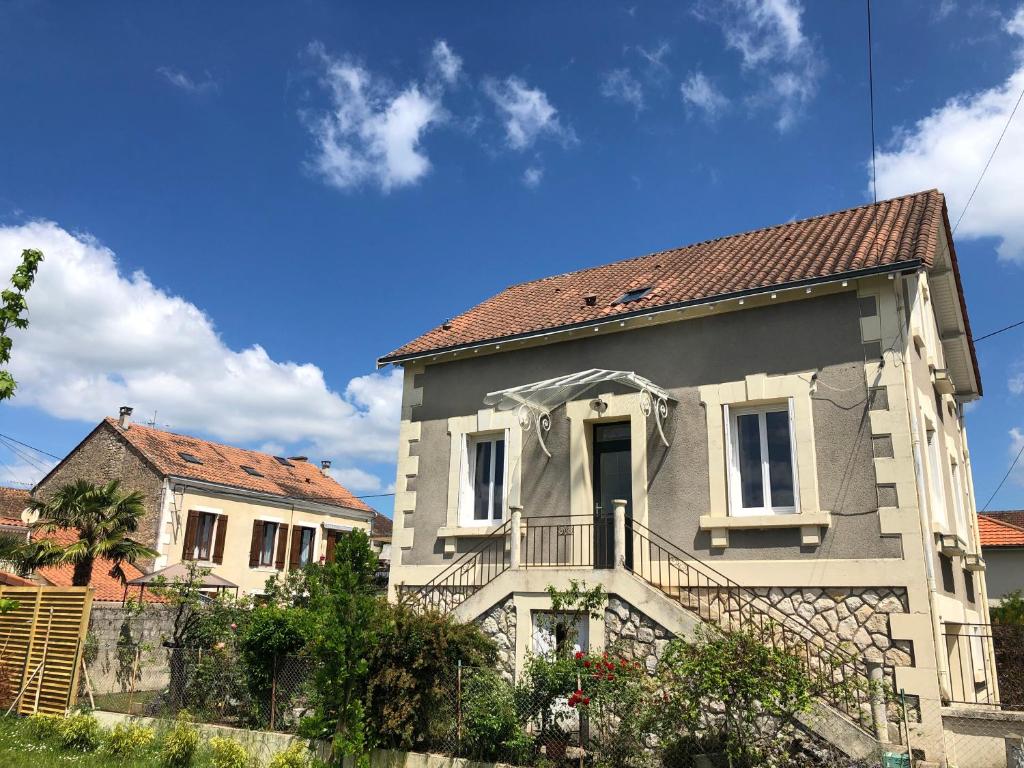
[897, 274, 953, 703]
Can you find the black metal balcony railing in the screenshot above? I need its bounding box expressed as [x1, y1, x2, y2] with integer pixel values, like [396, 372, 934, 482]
[943, 622, 1024, 710]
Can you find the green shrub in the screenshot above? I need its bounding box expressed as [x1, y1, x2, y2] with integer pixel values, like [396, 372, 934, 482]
[268, 743, 312, 768]
[460, 669, 524, 762]
[207, 736, 253, 768]
[104, 722, 156, 757]
[160, 713, 201, 768]
[57, 712, 103, 751]
[24, 712, 63, 739]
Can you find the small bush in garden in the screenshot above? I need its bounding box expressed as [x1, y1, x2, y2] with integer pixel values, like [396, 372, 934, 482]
[57, 712, 103, 751]
[160, 712, 201, 768]
[104, 721, 156, 757]
[267, 742, 312, 768]
[207, 736, 254, 768]
[460, 669, 525, 763]
[25, 712, 63, 739]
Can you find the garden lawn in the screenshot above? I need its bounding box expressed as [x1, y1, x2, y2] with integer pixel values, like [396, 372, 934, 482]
[0, 716, 159, 768]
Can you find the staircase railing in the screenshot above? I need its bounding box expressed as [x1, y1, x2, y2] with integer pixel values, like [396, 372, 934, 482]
[627, 519, 885, 727]
[399, 520, 511, 613]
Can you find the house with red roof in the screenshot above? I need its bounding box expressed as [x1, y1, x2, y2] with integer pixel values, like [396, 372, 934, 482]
[381, 191, 989, 761]
[31, 410, 378, 595]
[978, 512, 1024, 604]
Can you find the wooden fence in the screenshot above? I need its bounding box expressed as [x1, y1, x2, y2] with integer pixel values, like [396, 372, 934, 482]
[0, 586, 94, 714]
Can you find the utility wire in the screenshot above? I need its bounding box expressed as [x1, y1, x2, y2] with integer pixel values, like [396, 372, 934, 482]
[866, 0, 878, 205]
[0, 432, 62, 461]
[952, 81, 1024, 234]
[973, 319, 1024, 343]
[0, 437, 51, 474]
[982, 440, 1024, 513]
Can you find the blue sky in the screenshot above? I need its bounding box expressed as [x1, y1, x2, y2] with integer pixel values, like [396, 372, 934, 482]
[2, 0, 1024, 515]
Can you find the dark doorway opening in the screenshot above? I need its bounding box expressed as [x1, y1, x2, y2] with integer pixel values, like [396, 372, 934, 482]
[593, 422, 632, 569]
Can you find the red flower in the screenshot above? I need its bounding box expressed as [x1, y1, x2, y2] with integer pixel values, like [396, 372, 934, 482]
[605, 661, 614, 670]
[583, 660, 591, 668]
[574, 651, 584, 660]
[583, 697, 591, 705]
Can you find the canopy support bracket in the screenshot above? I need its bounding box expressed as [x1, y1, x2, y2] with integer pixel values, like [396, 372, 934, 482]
[517, 404, 552, 458]
[641, 389, 671, 448]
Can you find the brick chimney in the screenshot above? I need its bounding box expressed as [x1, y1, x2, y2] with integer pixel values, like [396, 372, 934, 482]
[118, 406, 133, 429]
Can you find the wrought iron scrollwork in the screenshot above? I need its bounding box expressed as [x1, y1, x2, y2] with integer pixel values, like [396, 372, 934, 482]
[518, 403, 552, 458]
[640, 388, 671, 447]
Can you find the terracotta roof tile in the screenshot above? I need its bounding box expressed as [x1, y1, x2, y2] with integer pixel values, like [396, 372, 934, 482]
[978, 514, 1024, 548]
[371, 513, 393, 539]
[381, 190, 952, 362]
[105, 420, 373, 514]
[0, 487, 30, 521]
[984, 511, 1024, 531]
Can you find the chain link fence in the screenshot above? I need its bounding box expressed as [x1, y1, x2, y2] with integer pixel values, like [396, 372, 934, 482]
[82, 642, 312, 732]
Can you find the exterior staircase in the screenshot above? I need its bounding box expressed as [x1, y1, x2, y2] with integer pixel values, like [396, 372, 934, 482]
[400, 508, 892, 751]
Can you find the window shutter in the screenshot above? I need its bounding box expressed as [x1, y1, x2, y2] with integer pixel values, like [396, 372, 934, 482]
[275, 524, 290, 570]
[722, 404, 733, 516]
[249, 520, 263, 568]
[182, 510, 199, 561]
[325, 530, 337, 563]
[212, 515, 228, 565]
[289, 526, 303, 570]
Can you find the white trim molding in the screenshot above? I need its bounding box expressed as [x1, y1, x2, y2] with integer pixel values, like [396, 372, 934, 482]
[699, 372, 828, 548]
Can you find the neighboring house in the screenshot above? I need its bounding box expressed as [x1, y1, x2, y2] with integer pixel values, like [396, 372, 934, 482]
[978, 513, 1024, 604]
[370, 511, 393, 563]
[0, 486, 156, 600]
[381, 190, 988, 762]
[33, 410, 375, 595]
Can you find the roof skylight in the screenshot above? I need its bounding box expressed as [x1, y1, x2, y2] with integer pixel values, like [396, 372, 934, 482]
[178, 452, 203, 465]
[241, 465, 264, 477]
[613, 286, 652, 305]
[274, 456, 294, 467]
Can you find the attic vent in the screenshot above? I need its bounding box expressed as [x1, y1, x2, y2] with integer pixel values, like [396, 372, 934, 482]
[583, 293, 598, 306]
[241, 465, 264, 477]
[178, 452, 203, 465]
[274, 456, 294, 467]
[613, 286, 652, 305]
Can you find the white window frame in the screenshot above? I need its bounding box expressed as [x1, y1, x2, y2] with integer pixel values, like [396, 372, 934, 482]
[926, 429, 949, 530]
[459, 431, 508, 527]
[257, 521, 280, 568]
[950, 459, 969, 544]
[296, 526, 317, 567]
[725, 400, 799, 517]
[192, 511, 219, 562]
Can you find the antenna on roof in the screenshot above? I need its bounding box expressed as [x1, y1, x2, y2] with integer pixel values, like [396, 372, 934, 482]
[146, 410, 158, 427]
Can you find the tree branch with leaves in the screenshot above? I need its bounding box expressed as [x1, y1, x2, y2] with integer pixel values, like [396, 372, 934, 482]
[0, 248, 43, 402]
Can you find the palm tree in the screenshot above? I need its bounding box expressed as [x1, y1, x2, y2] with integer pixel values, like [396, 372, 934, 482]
[20, 479, 159, 587]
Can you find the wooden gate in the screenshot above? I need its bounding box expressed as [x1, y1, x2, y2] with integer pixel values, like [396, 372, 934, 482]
[0, 586, 94, 714]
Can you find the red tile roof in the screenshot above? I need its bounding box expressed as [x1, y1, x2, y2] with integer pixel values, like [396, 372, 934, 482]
[381, 190, 960, 363]
[979, 514, 1024, 548]
[0, 487, 30, 521]
[984, 511, 1024, 531]
[371, 512, 393, 540]
[103, 419, 373, 514]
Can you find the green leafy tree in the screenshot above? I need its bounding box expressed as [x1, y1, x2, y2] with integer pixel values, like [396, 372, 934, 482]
[991, 590, 1024, 625]
[302, 530, 382, 765]
[1, 248, 43, 402]
[19, 479, 159, 586]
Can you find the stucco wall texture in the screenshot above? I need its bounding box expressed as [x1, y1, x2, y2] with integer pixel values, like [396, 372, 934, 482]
[404, 291, 900, 566]
[34, 422, 165, 557]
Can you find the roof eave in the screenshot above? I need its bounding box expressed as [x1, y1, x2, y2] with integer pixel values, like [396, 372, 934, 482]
[378, 260, 922, 367]
[166, 476, 375, 519]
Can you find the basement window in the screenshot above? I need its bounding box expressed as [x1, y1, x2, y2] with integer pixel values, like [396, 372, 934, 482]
[613, 286, 652, 305]
[178, 452, 204, 465]
[241, 465, 264, 478]
[274, 456, 294, 467]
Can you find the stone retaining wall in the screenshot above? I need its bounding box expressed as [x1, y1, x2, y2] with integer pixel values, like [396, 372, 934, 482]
[475, 597, 516, 682]
[604, 595, 673, 673]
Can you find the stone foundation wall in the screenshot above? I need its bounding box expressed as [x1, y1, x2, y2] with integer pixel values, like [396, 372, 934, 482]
[604, 596, 673, 673]
[749, 586, 913, 668]
[475, 597, 516, 682]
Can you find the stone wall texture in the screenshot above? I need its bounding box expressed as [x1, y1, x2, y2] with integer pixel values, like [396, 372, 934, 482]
[85, 603, 178, 696]
[604, 596, 673, 673]
[35, 422, 165, 562]
[475, 597, 516, 682]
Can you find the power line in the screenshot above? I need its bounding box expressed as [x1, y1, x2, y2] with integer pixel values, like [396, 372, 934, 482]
[352, 492, 396, 500]
[973, 319, 1024, 343]
[0, 432, 62, 461]
[982, 439, 1024, 513]
[952, 81, 1024, 234]
[866, 0, 878, 205]
[0, 438, 51, 475]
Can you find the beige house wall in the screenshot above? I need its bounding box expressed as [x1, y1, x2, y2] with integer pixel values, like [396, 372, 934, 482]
[160, 487, 371, 595]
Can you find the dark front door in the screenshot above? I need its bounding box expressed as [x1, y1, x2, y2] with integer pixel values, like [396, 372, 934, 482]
[593, 422, 632, 569]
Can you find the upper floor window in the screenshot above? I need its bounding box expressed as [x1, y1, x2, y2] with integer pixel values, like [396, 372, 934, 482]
[726, 403, 797, 516]
[295, 526, 316, 567]
[950, 460, 970, 544]
[182, 510, 224, 563]
[926, 429, 949, 530]
[463, 434, 506, 525]
[194, 513, 217, 561]
[249, 520, 285, 569]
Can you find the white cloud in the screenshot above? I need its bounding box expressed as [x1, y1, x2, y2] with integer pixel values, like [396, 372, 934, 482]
[157, 67, 218, 95]
[0, 453, 56, 490]
[875, 14, 1024, 262]
[636, 42, 671, 73]
[933, 0, 956, 22]
[431, 40, 462, 85]
[328, 466, 393, 495]
[1010, 428, 1024, 487]
[306, 42, 448, 192]
[601, 68, 645, 113]
[695, 0, 820, 130]
[0, 221, 403, 466]
[484, 77, 576, 150]
[522, 166, 544, 188]
[680, 71, 730, 119]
